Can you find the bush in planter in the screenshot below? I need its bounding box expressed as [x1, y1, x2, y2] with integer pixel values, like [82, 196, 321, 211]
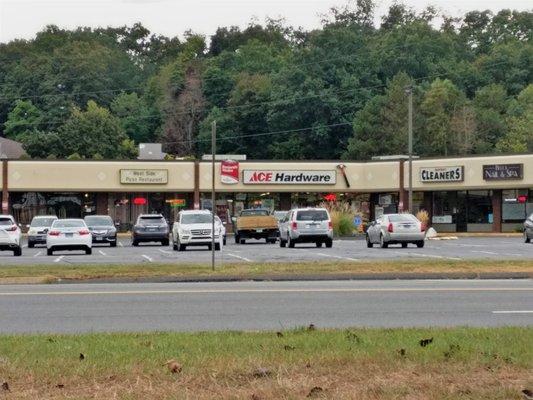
[319, 201, 361, 236]
[416, 209, 430, 231]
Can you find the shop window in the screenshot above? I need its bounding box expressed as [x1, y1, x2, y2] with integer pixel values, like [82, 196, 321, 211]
[503, 189, 531, 222]
[432, 191, 457, 224]
[467, 191, 492, 224]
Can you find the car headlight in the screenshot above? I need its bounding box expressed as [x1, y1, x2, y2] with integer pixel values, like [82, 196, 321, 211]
[180, 229, 191, 235]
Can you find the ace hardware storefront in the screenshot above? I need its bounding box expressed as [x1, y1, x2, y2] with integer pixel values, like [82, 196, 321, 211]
[1, 154, 532, 233]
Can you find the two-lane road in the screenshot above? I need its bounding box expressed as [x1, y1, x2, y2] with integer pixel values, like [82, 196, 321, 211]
[1, 279, 532, 333]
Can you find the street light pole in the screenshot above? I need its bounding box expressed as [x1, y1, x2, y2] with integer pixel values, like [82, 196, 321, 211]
[406, 86, 413, 213]
[211, 120, 216, 271]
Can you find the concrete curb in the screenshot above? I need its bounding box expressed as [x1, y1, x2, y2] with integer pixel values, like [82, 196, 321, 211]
[52, 271, 533, 285]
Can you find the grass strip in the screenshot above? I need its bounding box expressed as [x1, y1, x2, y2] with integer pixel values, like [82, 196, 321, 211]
[0, 327, 531, 399]
[0, 259, 532, 284]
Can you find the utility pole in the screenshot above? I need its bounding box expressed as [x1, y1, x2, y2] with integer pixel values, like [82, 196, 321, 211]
[211, 120, 216, 271]
[406, 86, 413, 213]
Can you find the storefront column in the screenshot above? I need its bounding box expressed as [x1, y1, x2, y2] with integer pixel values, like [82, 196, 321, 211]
[280, 192, 291, 210]
[398, 160, 407, 212]
[96, 193, 108, 215]
[193, 160, 200, 210]
[423, 191, 433, 226]
[1, 160, 8, 214]
[492, 189, 502, 233]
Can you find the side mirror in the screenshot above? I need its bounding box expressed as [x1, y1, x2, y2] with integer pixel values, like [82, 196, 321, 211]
[231, 217, 237, 224]
[25, 224, 30, 228]
[222, 221, 227, 226]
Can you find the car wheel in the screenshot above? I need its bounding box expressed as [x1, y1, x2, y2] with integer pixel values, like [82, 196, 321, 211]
[366, 235, 373, 248]
[28, 242, 34, 249]
[215, 243, 221, 251]
[162, 239, 169, 246]
[279, 238, 286, 248]
[110, 240, 117, 248]
[173, 241, 178, 251]
[288, 237, 295, 248]
[380, 235, 388, 249]
[416, 240, 425, 248]
[234, 234, 240, 244]
[401, 243, 408, 248]
[132, 240, 138, 247]
[268, 239, 276, 244]
[316, 242, 322, 248]
[325, 239, 333, 248]
[86, 247, 92, 255]
[223, 237, 227, 246]
[13, 247, 22, 257]
[525, 231, 531, 243]
[207, 244, 212, 250]
[240, 239, 246, 245]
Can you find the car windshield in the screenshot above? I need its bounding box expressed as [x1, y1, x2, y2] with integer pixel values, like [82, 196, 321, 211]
[53, 220, 85, 228]
[85, 216, 113, 226]
[274, 211, 288, 220]
[0, 218, 13, 226]
[30, 217, 56, 227]
[296, 210, 328, 221]
[181, 214, 212, 224]
[240, 210, 269, 216]
[388, 214, 417, 223]
[138, 216, 166, 225]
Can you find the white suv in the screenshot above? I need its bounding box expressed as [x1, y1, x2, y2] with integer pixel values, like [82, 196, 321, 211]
[0, 215, 22, 256]
[172, 210, 222, 251]
[279, 208, 333, 248]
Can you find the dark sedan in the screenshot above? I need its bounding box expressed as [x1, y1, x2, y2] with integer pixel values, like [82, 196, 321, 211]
[524, 213, 533, 243]
[132, 214, 169, 246]
[84, 215, 117, 247]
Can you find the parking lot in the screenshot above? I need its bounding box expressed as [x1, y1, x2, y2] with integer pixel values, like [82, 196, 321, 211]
[0, 236, 530, 265]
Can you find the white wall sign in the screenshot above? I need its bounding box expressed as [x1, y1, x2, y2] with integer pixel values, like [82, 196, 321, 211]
[420, 166, 464, 182]
[242, 170, 336, 185]
[120, 169, 168, 184]
[432, 215, 453, 223]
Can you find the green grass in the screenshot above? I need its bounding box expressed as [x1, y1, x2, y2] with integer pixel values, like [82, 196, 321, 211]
[0, 327, 531, 399]
[0, 259, 532, 284]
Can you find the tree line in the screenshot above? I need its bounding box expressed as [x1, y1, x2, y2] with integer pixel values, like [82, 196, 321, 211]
[0, 0, 531, 160]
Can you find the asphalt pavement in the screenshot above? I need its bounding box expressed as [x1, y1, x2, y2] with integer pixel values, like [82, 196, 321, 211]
[0, 236, 531, 265]
[0, 279, 531, 333]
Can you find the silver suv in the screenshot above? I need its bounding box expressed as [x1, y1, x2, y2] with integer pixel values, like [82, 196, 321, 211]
[279, 208, 333, 248]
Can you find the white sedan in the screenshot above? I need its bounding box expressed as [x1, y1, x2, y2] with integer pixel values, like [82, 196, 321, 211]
[0, 215, 22, 256]
[46, 219, 92, 256]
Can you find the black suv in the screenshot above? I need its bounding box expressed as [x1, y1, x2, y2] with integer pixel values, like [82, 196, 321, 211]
[84, 215, 117, 247]
[132, 214, 169, 246]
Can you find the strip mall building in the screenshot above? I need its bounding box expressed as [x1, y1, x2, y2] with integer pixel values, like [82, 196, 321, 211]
[1, 153, 532, 233]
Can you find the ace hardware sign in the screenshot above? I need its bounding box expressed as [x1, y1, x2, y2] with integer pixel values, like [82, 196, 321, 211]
[243, 170, 336, 185]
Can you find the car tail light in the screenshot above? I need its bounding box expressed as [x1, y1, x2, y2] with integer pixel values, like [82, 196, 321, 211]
[48, 230, 60, 236]
[5, 225, 17, 231]
[421, 223, 426, 232]
[79, 229, 90, 235]
[291, 222, 298, 230]
[387, 223, 394, 233]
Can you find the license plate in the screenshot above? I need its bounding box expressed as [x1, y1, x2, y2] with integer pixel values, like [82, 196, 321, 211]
[148, 228, 156, 232]
[256, 229, 263, 233]
[95, 237, 103, 241]
[66, 233, 73, 238]
[306, 224, 316, 229]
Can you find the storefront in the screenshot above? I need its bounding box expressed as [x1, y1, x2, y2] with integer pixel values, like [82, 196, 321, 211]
[1, 155, 532, 233]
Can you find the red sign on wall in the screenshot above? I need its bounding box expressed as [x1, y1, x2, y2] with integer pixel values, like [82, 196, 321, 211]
[221, 160, 239, 184]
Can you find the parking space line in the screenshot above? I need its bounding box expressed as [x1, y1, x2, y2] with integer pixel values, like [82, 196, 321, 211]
[141, 254, 153, 262]
[226, 253, 253, 262]
[54, 256, 64, 263]
[316, 252, 359, 262]
[492, 310, 533, 314]
[471, 250, 498, 255]
[405, 252, 462, 261]
[33, 251, 42, 257]
[22, 244, 27, 248]
[98, 250, 107, 256]
[158, 249, 172, 255]
[118, 242, 124, 247]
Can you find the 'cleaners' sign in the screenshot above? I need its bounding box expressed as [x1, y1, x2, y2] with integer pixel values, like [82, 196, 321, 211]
[243, 170, 336, 185]
[420, 166, 464, 183]
[220, 160, 239, 184]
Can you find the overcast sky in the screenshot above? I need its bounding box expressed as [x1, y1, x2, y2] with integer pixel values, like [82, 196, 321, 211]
[0, 0, 531, 43]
